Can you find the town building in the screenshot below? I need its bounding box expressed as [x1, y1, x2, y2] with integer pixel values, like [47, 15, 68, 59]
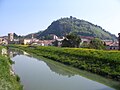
[50, 34, 58, 40]
[106, 42, 119, 50]
[103, 40, 119, 50]
[80, 36, 94, 48]
[8, 33, 14, 41]
[8, 33, 19, 44]
[0, 37, 8, 45]
[38, 40, 55, 46]
[80, 36, 94, 44]
[20, 39, 31, 45]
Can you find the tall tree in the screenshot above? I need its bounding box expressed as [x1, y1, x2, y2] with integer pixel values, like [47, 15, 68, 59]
[89, 38, 105, 49]
[62, 34, 81, 48]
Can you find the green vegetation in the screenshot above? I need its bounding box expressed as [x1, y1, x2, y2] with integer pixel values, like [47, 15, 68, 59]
[0, 46, 22, 90]
[11, 45, 120, 81]
[38, 16, 116, 40]
[88, 38, 105, 49]
[62, 34, 81, 47]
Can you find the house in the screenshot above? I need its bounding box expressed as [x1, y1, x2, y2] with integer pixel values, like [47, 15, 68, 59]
[38, 40, 55, 46]
[20, 39, 31, 45]
[0, 38, 8, 45]
[50, 34, 58, 40]
[80, 36, 94, 44]
[104, 41, 119, 50]
[80, 36, 94, 48]
[19, 39, 30, 45]
[52, 39, 64, 47]
[8, 33, 21, 44]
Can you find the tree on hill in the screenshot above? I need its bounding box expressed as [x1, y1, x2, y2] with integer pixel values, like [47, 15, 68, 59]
[62, 34, 81, 48]
[89, 38, 105, 49]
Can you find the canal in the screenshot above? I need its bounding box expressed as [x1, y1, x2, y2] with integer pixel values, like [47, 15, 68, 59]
[9, 49, 119, 90]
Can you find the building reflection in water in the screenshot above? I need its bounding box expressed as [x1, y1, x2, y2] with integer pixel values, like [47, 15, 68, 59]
[1, 48, 7, 56]
[8, 48, 31, 58]
[8, 48, 75, 77]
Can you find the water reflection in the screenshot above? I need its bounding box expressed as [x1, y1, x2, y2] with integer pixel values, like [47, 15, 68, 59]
[44, 59, 75, 77]
[8, 48, 31, 58]
[8, 48, 120, 90]
[8, 48, 75, 77]
[1, 48, 7, 56]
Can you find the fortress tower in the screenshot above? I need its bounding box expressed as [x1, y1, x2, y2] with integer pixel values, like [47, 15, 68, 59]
[8, 33, 14, 41]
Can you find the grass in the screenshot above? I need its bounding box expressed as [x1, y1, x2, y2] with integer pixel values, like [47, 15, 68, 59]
[0, 46, 22, 90]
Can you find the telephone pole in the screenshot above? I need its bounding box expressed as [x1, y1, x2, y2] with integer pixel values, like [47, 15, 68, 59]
[118, 33, 120, 50]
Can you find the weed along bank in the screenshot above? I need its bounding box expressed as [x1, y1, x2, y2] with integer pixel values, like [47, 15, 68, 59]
[0, 46, 22, 90]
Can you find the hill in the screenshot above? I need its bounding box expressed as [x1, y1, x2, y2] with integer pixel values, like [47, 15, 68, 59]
[24, 31, 43, 39]
[27, 16, 117, 40]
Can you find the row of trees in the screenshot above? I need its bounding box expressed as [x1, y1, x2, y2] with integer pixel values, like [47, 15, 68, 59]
[54, 34, 105, 49]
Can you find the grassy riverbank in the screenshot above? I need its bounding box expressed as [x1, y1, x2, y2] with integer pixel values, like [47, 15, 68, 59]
[10, 45, 120, 81]
[0, 46, 22, 90]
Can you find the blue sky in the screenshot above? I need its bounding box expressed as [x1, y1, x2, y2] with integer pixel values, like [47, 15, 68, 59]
[0, 0, 120, 36]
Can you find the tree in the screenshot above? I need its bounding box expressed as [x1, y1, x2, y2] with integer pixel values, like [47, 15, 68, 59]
[62, 34, 81, 48]
[52, 40, 58, 46]
[62, 38, 71, 47]
[89, 38, 105, 49]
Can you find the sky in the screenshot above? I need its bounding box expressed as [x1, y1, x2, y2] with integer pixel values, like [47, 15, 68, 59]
[0, 0, 120, 36]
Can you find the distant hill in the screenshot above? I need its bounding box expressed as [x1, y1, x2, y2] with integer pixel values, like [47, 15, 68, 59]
[28, 16, 117, 40]
[24, 31, 43, 39]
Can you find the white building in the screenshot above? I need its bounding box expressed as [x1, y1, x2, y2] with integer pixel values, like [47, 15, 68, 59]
[20, 39, 31, 45]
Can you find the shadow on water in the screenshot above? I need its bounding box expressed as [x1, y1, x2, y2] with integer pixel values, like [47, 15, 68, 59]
[8, 48, 120, 90]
